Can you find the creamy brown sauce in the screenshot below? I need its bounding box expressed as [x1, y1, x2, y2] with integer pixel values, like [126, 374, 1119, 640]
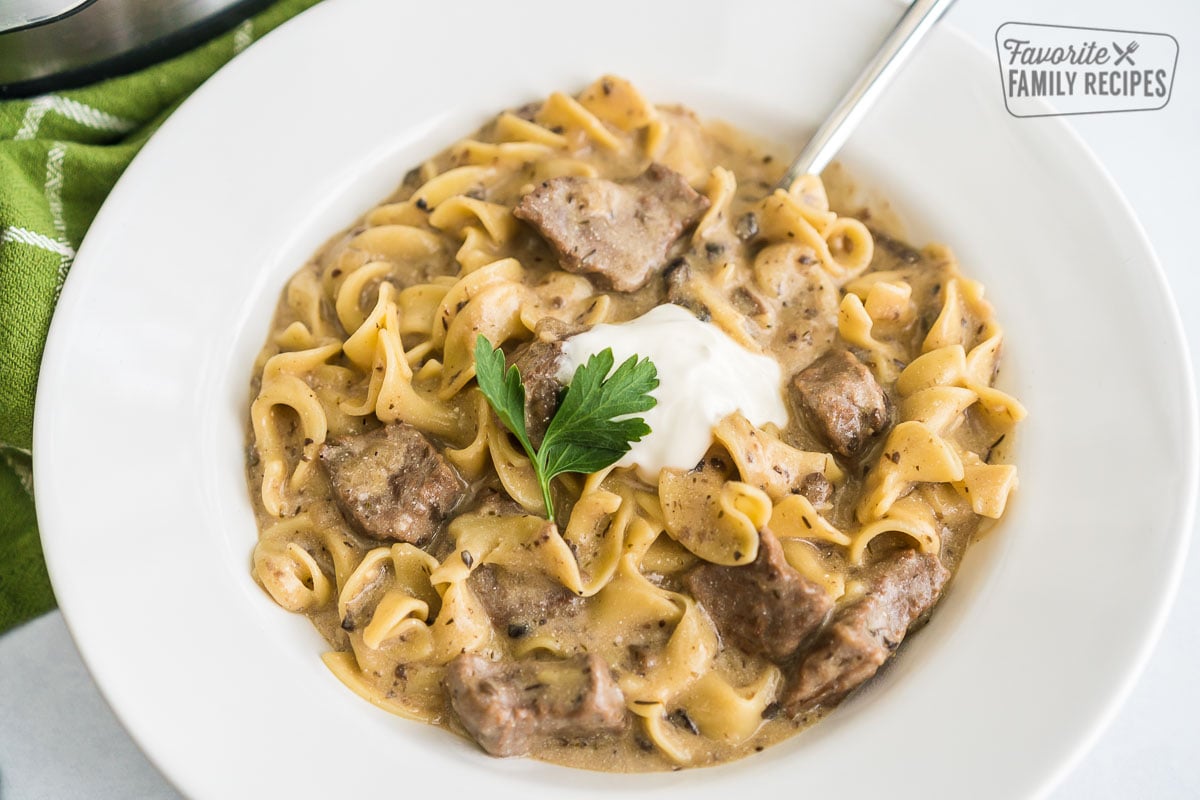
[245, 77, 1022, 771]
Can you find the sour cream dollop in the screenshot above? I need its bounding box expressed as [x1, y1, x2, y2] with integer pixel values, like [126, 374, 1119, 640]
[556, 303, 788, 482]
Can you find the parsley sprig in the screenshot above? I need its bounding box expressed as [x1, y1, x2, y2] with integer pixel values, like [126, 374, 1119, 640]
[473, 334, 658, 523]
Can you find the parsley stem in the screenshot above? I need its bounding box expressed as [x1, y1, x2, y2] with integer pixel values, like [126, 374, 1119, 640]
[535, 458, 556, 525]
[512, 433, 556, 523]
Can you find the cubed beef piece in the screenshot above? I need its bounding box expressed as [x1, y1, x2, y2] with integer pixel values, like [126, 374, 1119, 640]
[513, 163, 710, 292]
[790, 349, 891, 459]
[506, 339, 564, 448]
[445, 653, 627, 757]
[782, 549, 950, 715]
[685, 528, 833, 662]
[318, 422, 464, 544]
[468, 563, 582, 640]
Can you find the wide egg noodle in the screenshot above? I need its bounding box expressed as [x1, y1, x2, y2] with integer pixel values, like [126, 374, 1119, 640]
[693, 166, 737, 241]
[659, 456, 768, 566]
[252, 514, 336, 612]
[713, 411, 843, 501]
[250, 343, 340, 516]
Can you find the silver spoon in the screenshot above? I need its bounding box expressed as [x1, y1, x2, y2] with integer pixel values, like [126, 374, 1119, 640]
[776, 0, 959, 190]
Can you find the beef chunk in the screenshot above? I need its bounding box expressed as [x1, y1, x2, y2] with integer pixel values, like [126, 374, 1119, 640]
[782, 549, 950, 715]
[445, 653, 626, 757]
[685, 528, 833, 662]
[513, 163, 710, 292]
[318, 422, 464, 544]
[507, 339, 564, 448]
[468, 563, 582, 638]
[790, 349, 891, 459]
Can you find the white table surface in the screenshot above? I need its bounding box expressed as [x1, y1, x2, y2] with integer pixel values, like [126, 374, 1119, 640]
[1, 1, 1197, 797]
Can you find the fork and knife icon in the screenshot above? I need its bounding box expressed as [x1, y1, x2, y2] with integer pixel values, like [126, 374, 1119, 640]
[1113, 40, 1139, 66]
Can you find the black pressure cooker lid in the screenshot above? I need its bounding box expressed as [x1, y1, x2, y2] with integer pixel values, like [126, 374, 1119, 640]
[0, 0, 275, 99]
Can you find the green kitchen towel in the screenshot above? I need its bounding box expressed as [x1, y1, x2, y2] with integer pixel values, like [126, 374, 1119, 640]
[0, 0, 322, 633]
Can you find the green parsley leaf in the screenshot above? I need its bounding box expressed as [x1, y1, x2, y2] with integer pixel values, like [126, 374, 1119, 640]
[472, 335, 533, 454]
[473, 334, 658, 523]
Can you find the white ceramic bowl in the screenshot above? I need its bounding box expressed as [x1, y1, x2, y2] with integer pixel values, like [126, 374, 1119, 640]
[34, 1, 1197, 798]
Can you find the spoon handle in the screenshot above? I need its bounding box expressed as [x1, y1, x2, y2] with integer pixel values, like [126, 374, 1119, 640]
[777, 0, 958, 189]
